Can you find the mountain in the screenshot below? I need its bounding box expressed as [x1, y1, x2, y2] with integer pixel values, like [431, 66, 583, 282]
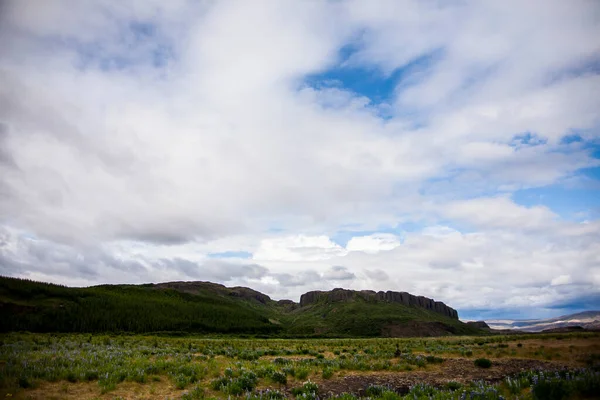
[280, 288, 475, 336]
[0, 276, 480, 337]
[486, 311, 600, 332]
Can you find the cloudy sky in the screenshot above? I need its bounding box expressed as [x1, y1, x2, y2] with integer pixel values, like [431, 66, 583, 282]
[1, 0, 599, 320]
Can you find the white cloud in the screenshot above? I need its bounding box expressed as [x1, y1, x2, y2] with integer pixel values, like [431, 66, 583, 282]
[551, 275, 572, 286]
[440, 196, 557, 230]
[347, 233, 401, 253]
[253, 235, 347, 262]
[0, 0, 599, 318]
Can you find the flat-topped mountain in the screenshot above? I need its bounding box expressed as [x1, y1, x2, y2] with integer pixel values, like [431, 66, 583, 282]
[147, 282, 458, 320]
[300, 288, 458, 319]
[0, 276, 478, 337]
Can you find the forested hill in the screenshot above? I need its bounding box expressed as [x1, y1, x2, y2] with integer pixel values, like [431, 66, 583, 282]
[0, 276, 480, 337]
[0, 277, 279, 334]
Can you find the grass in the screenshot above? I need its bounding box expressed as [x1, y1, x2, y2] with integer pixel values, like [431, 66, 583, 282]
[0, 332, 598, 399]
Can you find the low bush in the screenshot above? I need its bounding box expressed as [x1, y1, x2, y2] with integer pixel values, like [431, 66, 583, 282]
[474, 358, 492, 368]
[291, 380, 319, 400]
[295, 367, 310, 380]
[322, 368, 334, 379]
[270, 371, 287, 385]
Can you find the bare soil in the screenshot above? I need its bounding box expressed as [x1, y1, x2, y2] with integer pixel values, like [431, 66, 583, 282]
[314, 358, 564, 396]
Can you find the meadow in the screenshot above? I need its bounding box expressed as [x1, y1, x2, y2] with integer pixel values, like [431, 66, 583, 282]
[1, 332, 599, 400]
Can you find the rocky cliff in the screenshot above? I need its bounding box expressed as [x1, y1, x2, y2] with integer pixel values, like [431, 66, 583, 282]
[299, 288, 458, 319]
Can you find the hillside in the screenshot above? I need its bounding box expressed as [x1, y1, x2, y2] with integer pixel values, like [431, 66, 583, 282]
[0, 276, 480, 337]
[280, 289, 476, 336]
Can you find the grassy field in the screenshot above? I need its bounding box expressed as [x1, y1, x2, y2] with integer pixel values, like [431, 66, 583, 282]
[1, 332, 599, 399]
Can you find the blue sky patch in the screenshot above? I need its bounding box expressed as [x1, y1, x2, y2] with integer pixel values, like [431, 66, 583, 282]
[510, 132, 547, 147]
[303, 47, 442, 106]
[512, 184, 600, 220]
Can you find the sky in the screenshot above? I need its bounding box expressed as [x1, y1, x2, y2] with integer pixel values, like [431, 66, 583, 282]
[0, 0, 599, 320]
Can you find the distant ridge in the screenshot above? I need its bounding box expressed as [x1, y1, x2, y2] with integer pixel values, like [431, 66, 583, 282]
[0, 276, 478, 337]
[486, 311, 600, 332]
[150, 282, 458, 319]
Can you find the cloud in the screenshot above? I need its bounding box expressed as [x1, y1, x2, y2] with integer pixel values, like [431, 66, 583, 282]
[272, 271, 323, 288]
[551, 275, 572, 286]
[440, 196, 557, 230]
[323, 265, 356, 281]
[253, 235, 347, 262]
[347, 233, 401, 253]
[364, 269, 390, 282]
[0, 0, 599, 319]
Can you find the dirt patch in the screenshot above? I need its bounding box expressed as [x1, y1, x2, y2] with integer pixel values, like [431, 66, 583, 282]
[315, 358, 564, 396]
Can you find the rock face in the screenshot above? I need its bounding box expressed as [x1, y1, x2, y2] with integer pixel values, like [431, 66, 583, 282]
[466, 320, 490, 329]
[299, 288, 458, 319]
[228, 287, 271, 304]
[276, 299, 299, 311]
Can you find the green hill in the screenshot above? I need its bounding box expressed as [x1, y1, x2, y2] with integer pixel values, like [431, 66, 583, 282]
[0, 277, 279, 334]
[0, 276, 481, 337]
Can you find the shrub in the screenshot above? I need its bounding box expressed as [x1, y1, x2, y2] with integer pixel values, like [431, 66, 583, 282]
[407, 383, 437, 397]
[291, 380, 319, 397]
[174, 374, 189, 389]
[270, 371, 287, 385]
[532, 378, 570, 400]
[236, 371, 258, 393]
[505, 375, 529, 395]
[66, 372, 78, 383]
[331, 394, 359, 400]
[84, 370, 99, 381]
[295, 367, 310, 380]
[247, 389, 287, 400]
[181, 386, 205, 400]
[365, 384, 388, 397]
[474, 358, 492, 368]
[18, 377, 32, 389]
[210, 376, 229, 391]
[425, 355, 444, 364]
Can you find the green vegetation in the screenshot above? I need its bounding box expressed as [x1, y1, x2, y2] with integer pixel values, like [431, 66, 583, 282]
[0, 276, 481, 337]
[530, 369, 600, 400]
[2, 277, 599, 399]
[0, 276, 279, 334]
[0, 332, 598, 399]
[280, 296, 478, 337]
